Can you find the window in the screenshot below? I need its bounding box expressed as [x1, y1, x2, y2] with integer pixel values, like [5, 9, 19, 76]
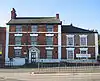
[16, 25, 22, 32]
[14, 49, 21, 57]
[67, 50, 74, 59]
[15, 36, 21, 45]
[46, 36, 53, 45]
[46, 50, 52, 59]
[31, 36, 37, 45]
[80, 35, 87, 46]
[31, 25, 37, 32]
[80, 48, 88, 59]
[46, 25, 53, 32]
[67, 35, 74, 46]
[80, 50, 87, 54]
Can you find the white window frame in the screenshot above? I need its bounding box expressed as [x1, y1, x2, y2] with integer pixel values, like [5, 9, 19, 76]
[46, 48, 53, 59]
[80, 35, 87, 46]
[66, 48, 74, 59]
[66, 35, 74, 46]
[79, 48, 88, 59]
[80, 48, 88, 54]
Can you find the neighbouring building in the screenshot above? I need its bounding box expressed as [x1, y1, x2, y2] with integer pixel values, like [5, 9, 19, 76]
[0, 27, 6, 66]
[61, 24, 98, 63]
[6, 8, 62, 66]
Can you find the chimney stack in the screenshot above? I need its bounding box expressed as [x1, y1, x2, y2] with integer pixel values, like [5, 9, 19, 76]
[56, 13, 59, 19]
[11, 8, 17, 19]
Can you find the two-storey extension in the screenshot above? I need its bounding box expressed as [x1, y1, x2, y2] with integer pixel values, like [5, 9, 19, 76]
[61, 24, 98, 63]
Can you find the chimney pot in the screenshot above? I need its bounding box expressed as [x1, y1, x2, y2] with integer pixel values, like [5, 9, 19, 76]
[56, 13, 59, 19]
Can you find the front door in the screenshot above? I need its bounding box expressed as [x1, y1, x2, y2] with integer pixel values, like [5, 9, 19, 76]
[31, 51, 37, 63]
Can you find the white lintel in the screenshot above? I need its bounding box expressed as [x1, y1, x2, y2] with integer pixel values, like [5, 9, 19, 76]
[14, 34, 22, 36]
[45, 47, 54, 50]
[30, 34, 38, 36]
[45, 34, 54, 36]
[14, 47, 22, 49]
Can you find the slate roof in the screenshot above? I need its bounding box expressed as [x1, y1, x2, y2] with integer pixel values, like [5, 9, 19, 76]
[7, 17, 61, 25]
[62, 24, 98, 33]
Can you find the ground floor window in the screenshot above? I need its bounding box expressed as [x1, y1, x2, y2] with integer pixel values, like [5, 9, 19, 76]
[14, 49, 21, 57]
[46, 50, 52, 59]
[80, 48, 88, 59]
[67, 49, 74, 59]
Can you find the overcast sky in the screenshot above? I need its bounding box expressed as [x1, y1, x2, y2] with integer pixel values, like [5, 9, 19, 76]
[0, 0, 100, 32]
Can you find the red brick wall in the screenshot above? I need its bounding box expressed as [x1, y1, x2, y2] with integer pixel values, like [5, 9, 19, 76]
[88, 47, 95, 59]
[9, 24, 58, 59]
[52, 47, 58, 59]
[8, 46, 14, 57]
[61, 47, 66, 59]
[0, 28, 6, 64]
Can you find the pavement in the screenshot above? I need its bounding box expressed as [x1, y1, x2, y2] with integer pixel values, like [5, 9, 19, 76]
[0, 69, 100, 81]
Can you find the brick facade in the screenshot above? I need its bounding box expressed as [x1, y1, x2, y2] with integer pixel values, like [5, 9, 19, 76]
[0, 28, 6, 65]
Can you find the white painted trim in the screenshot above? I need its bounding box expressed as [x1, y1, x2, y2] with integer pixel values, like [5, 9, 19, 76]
[14, 34, 22, 36]
[79, 35, 87, 37]
[80, 48, 88, 59]
[80, 48, 88, 50]
[66, 35, 74, 46]
[30, 34, 38, 36]
[29, 49, 38, 63]
[9, 32, 58, 34]
[9, 45, 59, 47]
[95, 33, 98, 60]
[58, 25, 61, 62]
[5, 26, 9, 64]
[62, 45, 95, 47]
[45, 47, 54, 50]
[14, 47, 22, 49]
[45, 34, 54, 36]
[66, 48, 75, 50]
[66, 35, 74, 37]
[80, 35, 87, 46]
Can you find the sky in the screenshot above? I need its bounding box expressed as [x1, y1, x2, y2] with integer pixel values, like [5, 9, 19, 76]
[0, 0, 100, 32]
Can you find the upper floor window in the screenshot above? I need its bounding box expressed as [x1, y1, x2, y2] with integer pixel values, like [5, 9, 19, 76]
[14, 49, 21, 57]
[15, 36, 21, 45]
[80, 35, 87, 46]
[67, 35, 74, 46]
[46, 36, 53, 45]
[16, 25, 22, 32]
[31, 25, 38, 32]
[31, 36, 37, 45]
[46, 25, 53, 32]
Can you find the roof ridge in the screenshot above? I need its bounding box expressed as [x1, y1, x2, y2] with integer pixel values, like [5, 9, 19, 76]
[16, 17, 56, 19]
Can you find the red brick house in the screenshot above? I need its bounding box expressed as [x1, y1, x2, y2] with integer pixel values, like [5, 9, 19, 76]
[6, 8, 98, 66]
[0, 27, 6, 66]
[61, 24, 98, 63]
[6, 8, 62, 66]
